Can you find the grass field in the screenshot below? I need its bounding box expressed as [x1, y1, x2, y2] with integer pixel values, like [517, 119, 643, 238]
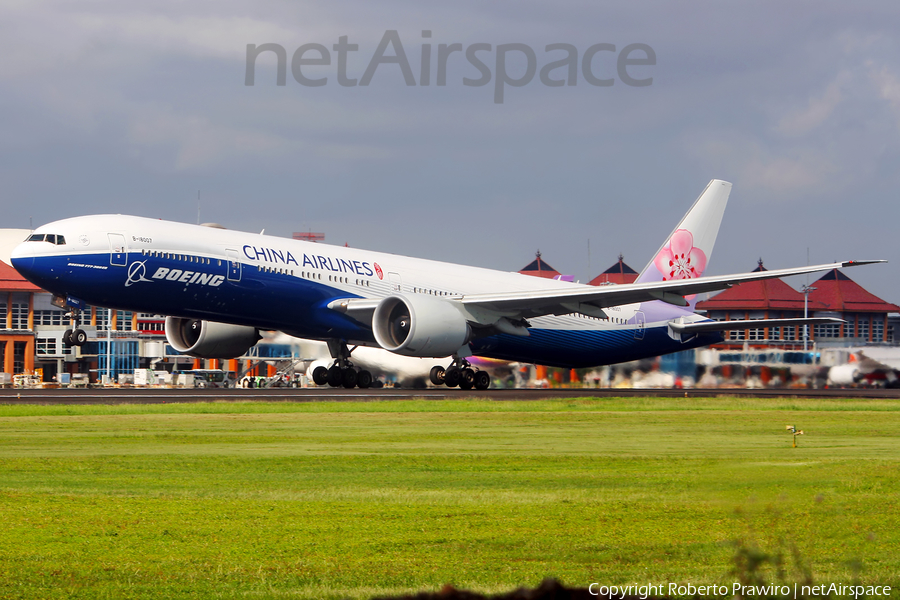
[0, 397, 897, 599]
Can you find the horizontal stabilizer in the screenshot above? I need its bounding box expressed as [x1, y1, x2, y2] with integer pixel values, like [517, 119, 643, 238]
[668, 317, 844, 335]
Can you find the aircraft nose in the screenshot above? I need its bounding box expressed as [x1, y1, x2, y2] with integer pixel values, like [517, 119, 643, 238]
[9, 243, 35, 276]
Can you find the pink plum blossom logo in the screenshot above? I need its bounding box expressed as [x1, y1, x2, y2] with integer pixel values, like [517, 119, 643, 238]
[653, 229, 706, 281]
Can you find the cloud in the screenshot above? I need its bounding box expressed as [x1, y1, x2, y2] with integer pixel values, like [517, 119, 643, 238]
[775, 74, 847, 137]
[127, 107, 298, 170]
[869, 62, 900, 119]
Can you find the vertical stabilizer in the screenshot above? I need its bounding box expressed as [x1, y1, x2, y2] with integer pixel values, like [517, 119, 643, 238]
[636, 179, 732, 305]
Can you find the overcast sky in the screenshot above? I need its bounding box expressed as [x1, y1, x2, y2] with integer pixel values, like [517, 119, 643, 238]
[2, 1, 899, 302]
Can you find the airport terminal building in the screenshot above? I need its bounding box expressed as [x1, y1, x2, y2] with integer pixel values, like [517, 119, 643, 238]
[695, 260, 899, 349]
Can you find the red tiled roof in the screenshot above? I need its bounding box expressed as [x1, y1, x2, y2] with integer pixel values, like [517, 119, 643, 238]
[589, 255, 638, 286]
[519, 251, 561, 279]
[807, 269, 900, 313]
[696, 261, 811, 311]
[0, 260, 41, 292]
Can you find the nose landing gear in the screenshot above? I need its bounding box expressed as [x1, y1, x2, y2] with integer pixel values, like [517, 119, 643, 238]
[430, 358, 490, 390]
[62, 309, 88, 347]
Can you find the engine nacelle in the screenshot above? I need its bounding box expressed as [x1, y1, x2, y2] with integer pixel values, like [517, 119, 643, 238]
[165, 317, 261, 359]
[372, 295, 471, 357]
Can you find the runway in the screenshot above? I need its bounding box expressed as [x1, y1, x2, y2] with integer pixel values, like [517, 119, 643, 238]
[0, 386, 898, 403]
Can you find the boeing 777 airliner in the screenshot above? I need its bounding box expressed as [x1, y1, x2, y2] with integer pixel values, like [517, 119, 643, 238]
[10, 180, 883, 389]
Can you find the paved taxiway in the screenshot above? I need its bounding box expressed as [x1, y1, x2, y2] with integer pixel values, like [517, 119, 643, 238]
[0, 386, 898, 403]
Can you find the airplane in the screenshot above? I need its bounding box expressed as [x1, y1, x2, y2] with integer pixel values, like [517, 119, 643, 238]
[10, 179, 884, 390]
[828, 350, 900, 388]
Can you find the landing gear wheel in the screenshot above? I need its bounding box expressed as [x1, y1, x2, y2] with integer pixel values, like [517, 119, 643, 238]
[341, 368, 358, 389]
[312, 366, 328, 386]
[327, 365, 343, 387]
[63, 329, 73, 346]
[459, 368, 475, 390]
[444, 367, 461, 388]
[357, 370, 373, 389]
[429, 366, 445, 386]
[474, 370, 491, 390]
[72, 329, 87, 346]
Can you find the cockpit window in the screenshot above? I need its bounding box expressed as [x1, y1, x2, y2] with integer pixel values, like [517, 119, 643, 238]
[26, 233, 66, 245]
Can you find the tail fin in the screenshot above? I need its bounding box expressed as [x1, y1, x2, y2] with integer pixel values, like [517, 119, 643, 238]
[636, 179, 732, 287]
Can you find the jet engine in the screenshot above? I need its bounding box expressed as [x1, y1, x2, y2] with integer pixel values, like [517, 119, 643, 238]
[165, 317, 261, 359]
[372, 295, 471, 357]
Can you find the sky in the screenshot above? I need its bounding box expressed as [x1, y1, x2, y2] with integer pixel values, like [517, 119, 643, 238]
[2, 1, 899, 303]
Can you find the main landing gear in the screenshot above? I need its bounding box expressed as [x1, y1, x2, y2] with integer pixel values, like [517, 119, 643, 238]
[430, 357, 491, 390]
[62, 309, 88, 347]
[311, 340, 373, 389]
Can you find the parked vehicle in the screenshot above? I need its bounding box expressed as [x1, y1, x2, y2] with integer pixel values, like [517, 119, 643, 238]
[183, 369, 232, 388]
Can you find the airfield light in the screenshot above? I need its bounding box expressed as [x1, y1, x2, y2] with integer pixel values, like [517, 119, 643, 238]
[786, 425, 805, 448]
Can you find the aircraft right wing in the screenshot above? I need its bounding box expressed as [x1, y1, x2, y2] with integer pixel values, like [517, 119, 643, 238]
[328, 260, 885, 330]
[456, 260, 885, 320]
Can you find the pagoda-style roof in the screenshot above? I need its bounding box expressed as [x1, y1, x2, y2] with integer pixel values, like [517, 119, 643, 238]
[589, 254, 638, 285]
[696, 260, 811, 311]
[807, 269, 900, 313]
[519, 251, 561, 279]
[0, 260, 41, 292]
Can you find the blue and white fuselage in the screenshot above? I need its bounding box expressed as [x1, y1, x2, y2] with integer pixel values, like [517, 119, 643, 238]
[10, 214, 718, 368]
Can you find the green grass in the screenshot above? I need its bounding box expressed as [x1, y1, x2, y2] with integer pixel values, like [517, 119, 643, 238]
[0, 398, 898, 599]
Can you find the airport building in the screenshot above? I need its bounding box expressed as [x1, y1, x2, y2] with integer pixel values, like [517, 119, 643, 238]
[588, 254, 638, 285]
[696, 260, 899, 349]
[517, 251, 562, 279]
[518, 251, 640, 286]
[0, 256, 271, 383]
